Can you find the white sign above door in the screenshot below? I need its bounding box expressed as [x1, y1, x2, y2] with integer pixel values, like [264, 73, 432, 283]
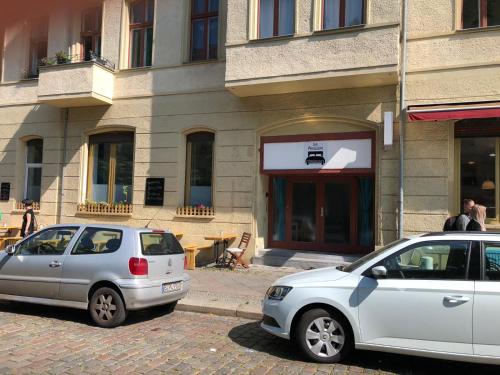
[263, 139, 372, 171]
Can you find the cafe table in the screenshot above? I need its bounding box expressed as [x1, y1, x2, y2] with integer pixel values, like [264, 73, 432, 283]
[0, 226, 22, 250]
[204, 234, 237, 265]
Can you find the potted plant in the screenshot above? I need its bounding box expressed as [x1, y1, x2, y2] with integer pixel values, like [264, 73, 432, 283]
[55, 51, 71, 64]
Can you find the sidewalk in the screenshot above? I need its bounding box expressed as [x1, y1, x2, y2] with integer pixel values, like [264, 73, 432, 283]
[177, 265, 300, 320]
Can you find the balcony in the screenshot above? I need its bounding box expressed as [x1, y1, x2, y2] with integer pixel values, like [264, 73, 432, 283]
[225, 24, 400, 97]
[38, 55, 115, 107]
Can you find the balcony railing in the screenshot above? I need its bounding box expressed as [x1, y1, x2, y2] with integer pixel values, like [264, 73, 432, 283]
[14, 201, 40, 211]
[176, 206, 215, 217]
[77, 202, 133, 215]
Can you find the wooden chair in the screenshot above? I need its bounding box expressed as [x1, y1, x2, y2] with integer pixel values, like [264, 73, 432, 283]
[223, 232, 251, 269]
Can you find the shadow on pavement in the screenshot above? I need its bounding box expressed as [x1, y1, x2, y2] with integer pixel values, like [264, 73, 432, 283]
[228, 321, 499, 374]
[0, 301, 175, 327]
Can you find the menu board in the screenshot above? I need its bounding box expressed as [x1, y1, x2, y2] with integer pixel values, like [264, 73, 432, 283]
[0, 183, 10, 201]
[145, 178, 164, 206]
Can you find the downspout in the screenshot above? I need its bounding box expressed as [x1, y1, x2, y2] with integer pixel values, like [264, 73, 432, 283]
[57, 108, 69, 224]
[399, 0, 408, 239]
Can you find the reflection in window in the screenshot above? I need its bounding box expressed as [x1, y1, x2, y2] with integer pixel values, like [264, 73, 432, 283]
[25, 139, 43, 203]
[28, 18, 48, 78]
[81, 7, 102, 61]
[460, 138, 496, 219]
[185, 132, 214, 207]
[17, 227, 78, 256]
[87, 132, 134, 204]
[324, 0, 364, 29]
[463, 0, 500, 29]
[191, 0, 219, 61]
[259, 0, 295, 38]
[72, 228, 123, 254]
[129, 0, 154, 67]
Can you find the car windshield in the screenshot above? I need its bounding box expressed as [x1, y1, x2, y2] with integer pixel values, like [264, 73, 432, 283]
[342, 238, 410, 273]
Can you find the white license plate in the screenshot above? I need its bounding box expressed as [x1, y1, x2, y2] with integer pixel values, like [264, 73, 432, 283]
[162, 281, 182, 294]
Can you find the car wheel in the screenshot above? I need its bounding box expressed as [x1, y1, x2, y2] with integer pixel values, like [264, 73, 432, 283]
[89, 287, 127, 328]
[295, 308, 353, 363]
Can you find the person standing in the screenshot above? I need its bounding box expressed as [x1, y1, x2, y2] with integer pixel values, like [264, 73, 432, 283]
[466, 204, 486, 231]
[454, 199, 474, 231]
[21, 200, 36, 238]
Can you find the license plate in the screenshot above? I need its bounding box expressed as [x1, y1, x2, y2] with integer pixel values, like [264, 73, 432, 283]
[162, 281, 182, 294]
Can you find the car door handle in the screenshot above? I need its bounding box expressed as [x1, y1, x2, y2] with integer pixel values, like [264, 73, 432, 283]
[49, 261, 62, 268]
[444, 295, 470, 304]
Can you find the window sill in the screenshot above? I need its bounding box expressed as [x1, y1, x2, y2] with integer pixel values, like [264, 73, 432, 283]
[75, 211, 133, 218]
[312, 24, 366, 36]
[175, 206, 215, 220]
[76, 203, 133, 216]
[249, 34, 295, 43]
[173, 214, 215, 221]
[456, 25, 500, 35]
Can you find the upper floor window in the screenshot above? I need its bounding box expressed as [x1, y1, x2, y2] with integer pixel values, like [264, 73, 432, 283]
[259, 0, 295, 38]
[28, 18, 48, 78]
[323, 0, 364, 30]
[463, 0, 500, 29]
[185, 132, 214, 207]
[191, 0, 219, 61]
[129, 0, 155, 67]
[25, 139, 43, 203]
[81, 7, 102, 61]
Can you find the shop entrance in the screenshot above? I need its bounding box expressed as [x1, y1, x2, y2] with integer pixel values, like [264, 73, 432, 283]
[268, 176, 374, 253]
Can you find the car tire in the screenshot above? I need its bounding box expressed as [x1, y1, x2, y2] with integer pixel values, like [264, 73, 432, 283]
[89, 287, 127, 328]
[295, 308, 353, 363]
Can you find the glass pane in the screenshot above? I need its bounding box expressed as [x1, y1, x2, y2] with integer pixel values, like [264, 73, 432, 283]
[131, 0, 145, 24]
[146, 0, 155, 22]
[358, 177, 374, 246]
[381, 242, 469, 280]
[485, 243, 500, 280]
[17, 228, 78, 256]
[345, 0, 364, 26]
[209, 0, 219, 12]
[83, 12, 95, 32]
[141, 233, 184, 255]
[191, 19, 206, 61]
[193, 0, 207, 15]
[82, 36, 93, 61]
[131, 29, 142, 67]
[144, 27, 153, 66]
[463, 0, 480, 28]
[27, 139, 43, 163]
[95, 36, 102, 56]
[487, 0, 500, 26]
[187, 132, 214, 206]
[278, 0, 294, 35]
[324, 0, 340, 29]
[259, 0, 275, 38]
[460, 138, 496, 219]
[272, 177, 286, 241]
[114, 143, 134, 204]
[73, 228, 123, 255]
[292, 182, 316, 242]
[324, 182, 350, 244]
[26, 167, 42, 202]
[208, 17, 218, 59]
[91, 143, 110, 203]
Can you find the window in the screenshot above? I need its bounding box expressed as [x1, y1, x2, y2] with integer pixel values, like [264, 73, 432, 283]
[140, 232, 184, 255]
[87, 132, 134, 205]
[16, 227, 79, 256]
[72, 227, 123, 254]
[484, 242, 500, 280]
[28, 18, 48, 78]
[81, 7, 102, 61]
[191, 0, 219, 61]
[129, 0, 155, 67]
[323, 0, 364, 29]
[377, 241, 471, 280]
[25, 139, 43, 203]
[463, 0, 500, 29]
[185, 132, 214, 207]
[259, 0, 295, 38]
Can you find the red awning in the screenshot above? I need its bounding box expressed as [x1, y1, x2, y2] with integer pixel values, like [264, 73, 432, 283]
[407, 102, 500, 122]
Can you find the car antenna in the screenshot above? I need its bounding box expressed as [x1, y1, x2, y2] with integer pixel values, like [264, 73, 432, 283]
[144, 206, 164, 229]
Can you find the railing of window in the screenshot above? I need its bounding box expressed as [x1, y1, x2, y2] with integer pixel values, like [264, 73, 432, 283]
[33, 51, 116, 74]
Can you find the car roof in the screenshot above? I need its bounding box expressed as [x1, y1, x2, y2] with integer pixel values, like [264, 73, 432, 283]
[419, 231, 500, 240]
[41, 224, 172, 233]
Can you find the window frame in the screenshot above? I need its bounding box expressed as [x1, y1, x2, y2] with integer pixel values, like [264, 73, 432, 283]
[258, 0, 296, 38]
[81, 7, 103, 61]
[462, 0, 499, 29]
[24, 139, 43, 203]
[129, 0, 155, 68]
[71, 227, 123, 255]
[321, 0, 366, 30]
[190, 0, 219, 61]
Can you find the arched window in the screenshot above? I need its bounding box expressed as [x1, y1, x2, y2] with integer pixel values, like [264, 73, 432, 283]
[87, 132, 134, 204]
[25, 139, 43, 202]
[185, 132, 214, 207]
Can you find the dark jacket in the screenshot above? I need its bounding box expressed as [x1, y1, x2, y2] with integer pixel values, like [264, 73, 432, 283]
[466, 219, 483, 232]
[21, 209, 35, 237]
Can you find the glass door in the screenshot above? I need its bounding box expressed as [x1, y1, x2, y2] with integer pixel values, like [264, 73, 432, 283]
[291, 181, 317, 243]
[323, 181, 353, 245]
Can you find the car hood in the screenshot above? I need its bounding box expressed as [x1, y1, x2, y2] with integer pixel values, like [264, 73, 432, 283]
[272, 267, 348, 287]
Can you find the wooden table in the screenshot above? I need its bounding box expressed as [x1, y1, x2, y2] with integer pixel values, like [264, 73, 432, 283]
[204, 234, 237, 265]
[0, 227, 22, 250]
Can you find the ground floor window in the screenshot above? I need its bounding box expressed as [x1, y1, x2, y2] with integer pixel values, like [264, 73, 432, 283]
[25, 139, 43, 202]
[185, 132, 214, 207]
[87, 132, 134, 204]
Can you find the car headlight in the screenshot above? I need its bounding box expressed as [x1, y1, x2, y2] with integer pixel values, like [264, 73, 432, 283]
[266, 286, 293, 301]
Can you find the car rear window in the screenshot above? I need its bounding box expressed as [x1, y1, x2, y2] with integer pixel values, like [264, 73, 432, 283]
[140, 232, 184, 256]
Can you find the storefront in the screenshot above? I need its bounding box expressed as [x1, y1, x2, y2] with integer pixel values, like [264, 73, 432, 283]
[261, 132, 375, 253]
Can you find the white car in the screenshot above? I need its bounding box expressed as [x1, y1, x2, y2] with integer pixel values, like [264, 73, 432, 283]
[261, 232, 500, 365]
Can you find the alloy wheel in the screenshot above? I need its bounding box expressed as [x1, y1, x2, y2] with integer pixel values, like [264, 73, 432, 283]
[305, 317, 345, 358]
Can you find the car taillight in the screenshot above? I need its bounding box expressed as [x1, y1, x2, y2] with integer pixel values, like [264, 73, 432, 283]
[184, 255, 188, 270]
[129, 257, 148, 276]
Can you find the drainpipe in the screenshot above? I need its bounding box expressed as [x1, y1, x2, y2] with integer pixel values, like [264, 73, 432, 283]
[399, 0, 408, 239]
[57, 108, 69, 224]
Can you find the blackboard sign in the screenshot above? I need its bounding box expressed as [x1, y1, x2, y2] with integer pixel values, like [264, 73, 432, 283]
[0, 183, 10, 201]
[145, 178, 164, 206]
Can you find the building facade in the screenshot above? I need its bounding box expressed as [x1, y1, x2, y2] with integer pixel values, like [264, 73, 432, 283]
[0, 0, 499, 262]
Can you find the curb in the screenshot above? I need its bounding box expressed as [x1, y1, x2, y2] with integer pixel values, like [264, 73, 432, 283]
[177, 300, 263, 321]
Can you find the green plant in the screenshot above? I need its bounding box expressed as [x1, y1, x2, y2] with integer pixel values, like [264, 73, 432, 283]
[55, 51, 70, 64]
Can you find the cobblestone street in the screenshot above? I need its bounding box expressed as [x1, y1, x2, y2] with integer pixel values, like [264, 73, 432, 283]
[0, 302, 497, 374]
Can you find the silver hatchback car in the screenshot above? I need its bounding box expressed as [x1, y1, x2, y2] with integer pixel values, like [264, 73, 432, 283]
[0, 224, 190, 327]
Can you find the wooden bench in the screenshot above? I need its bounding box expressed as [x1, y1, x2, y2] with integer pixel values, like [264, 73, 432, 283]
[183, 244, 212, 270]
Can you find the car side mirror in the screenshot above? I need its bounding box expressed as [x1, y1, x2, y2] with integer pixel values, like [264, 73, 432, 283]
[371, 265, 387, 278]
[5, 244, 15, 256]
